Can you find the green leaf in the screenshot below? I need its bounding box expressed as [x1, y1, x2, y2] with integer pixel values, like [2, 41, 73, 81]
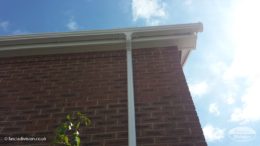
[75, 136, 80, 146]
[56, 123, 68, 135]
[76, 122, 80, 129]
[66, 114, 71, 121]
[53, 111, 91, 146]
[56, 134, 66, 144]
[84, 121, 88, 126]
[64, 135, 70, 146]
[84, 118, 91, 126]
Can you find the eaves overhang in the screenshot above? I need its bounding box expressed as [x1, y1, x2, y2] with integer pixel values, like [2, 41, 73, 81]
[0, 23, 203, 66]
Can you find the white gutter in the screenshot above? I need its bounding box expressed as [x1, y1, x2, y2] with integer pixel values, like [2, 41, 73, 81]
[125, 32, 137, 146]
[0, 23, 203, 65]
[0, 23, 202, 41]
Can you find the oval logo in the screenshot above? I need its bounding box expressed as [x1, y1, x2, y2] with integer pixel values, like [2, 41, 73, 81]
[228, 126, 256, 142]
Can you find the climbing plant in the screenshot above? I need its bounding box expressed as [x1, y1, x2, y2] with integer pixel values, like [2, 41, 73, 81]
[54, 112, 91, 146]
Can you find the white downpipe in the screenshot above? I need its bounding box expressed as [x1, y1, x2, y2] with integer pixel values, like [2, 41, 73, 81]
[125, 32, 137, 146]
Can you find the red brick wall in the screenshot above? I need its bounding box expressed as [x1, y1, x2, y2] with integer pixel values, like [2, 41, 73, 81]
[133, 47, 207, 146]
[0, 47, 206, 146]
[0, 51, 128, 146]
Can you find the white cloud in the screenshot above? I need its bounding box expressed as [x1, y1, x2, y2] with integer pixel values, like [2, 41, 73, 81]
[189, 81, 208, 97]
[224, 0, 260, 82]
[209, 103, 220, 116]
[224, 0, 260, 81]
[183, 0, 193, 6]
[230, 78, 260, 124]
[12, 30, 28, 35]
[67, 18, 79, 31]
[223, 0, 260, 124]
[0, 21, 9, 31]
[226, 96, 235, 105]
[184, 0, 260, 133]
[193, 0, 260, 124]
[210, 61, 228, 76]
[132, 0, 167, 25]
[203, 124, 225, 142]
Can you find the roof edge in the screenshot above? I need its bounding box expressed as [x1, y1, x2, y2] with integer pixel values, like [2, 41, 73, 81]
[0, 22, 203, 41]
[0, 23, 203, 66]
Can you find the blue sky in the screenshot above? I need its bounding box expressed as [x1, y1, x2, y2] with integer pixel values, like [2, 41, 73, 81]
[1, 0, 260, 145]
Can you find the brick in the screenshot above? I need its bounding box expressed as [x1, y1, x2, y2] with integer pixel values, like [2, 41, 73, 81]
[116, 131, 128, 139]
[95, 109, 117, 115]
[82, 127, 106, 135]
[2, 127, 22, 133]
[134, 47, 206, 146]
[106, 125, 127, 132]
[142, 130, 164, 137]
[155, 136, 178, 143]
[15, 121, 34, 127]
[8, 116, 27, 121]
[153, 122, 174, 129]
[95, 120, 117, 127]
[29, 114, 51, 120]
[83, 141, 103, 146]
[105, 139, 127, 146]
[92, 133, 116, 140]
[136, 124, 153, 130]
[137, 137, 154, 144]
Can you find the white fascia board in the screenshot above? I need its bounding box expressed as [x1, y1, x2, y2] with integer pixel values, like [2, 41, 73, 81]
[133, 34, 197, 49]
[0, 39, 125, 51]
[0, 23, 202, 41]
[0, 23, 203, 65]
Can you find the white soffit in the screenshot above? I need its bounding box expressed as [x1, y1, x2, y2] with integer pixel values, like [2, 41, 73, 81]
[0, 23, 203, 65]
